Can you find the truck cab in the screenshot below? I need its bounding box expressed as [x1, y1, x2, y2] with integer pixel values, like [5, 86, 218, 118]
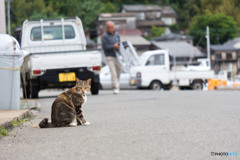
[131, 50, 171, 89]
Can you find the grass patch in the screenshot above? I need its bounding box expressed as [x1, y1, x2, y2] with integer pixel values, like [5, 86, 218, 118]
[0, 111, 35, 137]
[0, 127, 9, 137]
[11, 118, 25, 127]
[11, 112, 34, 127]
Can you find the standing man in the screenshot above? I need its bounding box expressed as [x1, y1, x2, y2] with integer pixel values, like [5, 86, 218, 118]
[102, 21, 121, 94]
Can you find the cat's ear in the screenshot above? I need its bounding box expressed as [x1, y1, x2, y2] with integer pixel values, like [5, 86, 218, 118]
[76, 78, 82, 84]
[86, 78, 92, 85]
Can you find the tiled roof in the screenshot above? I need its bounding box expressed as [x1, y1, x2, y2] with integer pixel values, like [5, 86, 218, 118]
[151, 41, 204, 57]
[211, 38, 240, 51]
[151, 33, 193, 41]
[122, 5, 161, 12]
[162, 6, 176, 16]
[120, 35, 150, 46]
[122, 5, 176, 15]
[99, 13, 136, 17]
[136, 20, 165, 27]
[117, 29, 142, 36]
[210, 45, 237, 51]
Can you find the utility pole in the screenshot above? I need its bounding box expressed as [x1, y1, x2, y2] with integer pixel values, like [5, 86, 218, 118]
[6, 0, 12, 35]
[206, 26, 211, 69]
[0, 0, 6, 34]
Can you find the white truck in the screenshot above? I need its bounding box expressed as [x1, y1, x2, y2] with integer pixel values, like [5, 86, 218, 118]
[130, 49, 214, 90]
[21, 17, 102, 98]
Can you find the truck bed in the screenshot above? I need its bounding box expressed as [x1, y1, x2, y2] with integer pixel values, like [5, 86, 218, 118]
[24, 49, 102, 70]
[169, 70, 214, 80]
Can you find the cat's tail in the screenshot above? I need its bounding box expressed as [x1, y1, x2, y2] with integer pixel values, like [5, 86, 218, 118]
[39, 118, 55, 128]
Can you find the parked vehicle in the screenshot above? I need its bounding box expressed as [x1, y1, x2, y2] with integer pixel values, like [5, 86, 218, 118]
[130, 50, 214, 90]
[100, 66, 136, 89]
[21, 17, 102, 98]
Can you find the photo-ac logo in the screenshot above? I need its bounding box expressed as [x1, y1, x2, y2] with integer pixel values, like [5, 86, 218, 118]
[211, 152, 238, 156]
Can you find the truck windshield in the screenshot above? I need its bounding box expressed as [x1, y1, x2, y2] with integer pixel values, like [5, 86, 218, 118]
[30, 25, 75, 41]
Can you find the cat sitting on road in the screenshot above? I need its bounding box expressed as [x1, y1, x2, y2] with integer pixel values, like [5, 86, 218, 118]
[39, 78, 91, 128]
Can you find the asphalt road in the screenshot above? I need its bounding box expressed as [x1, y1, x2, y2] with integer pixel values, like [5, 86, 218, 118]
[0, 90, 240, 160]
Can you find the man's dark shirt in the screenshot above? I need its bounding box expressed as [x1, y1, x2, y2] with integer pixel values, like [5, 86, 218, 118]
[102, 31, 120, 57]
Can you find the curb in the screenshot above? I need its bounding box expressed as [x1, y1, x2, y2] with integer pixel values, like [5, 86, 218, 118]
[0, 100, 40, 129]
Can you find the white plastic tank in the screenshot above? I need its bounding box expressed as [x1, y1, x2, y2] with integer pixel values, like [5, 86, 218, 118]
[0, 34, 25, 110]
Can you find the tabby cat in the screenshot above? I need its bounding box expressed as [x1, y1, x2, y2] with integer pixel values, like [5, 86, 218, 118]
[39, 78, 91, 128]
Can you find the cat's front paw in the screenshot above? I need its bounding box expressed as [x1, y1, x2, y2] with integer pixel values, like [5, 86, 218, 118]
[83, 121, 90, 126]
[70, 122, 77, 127]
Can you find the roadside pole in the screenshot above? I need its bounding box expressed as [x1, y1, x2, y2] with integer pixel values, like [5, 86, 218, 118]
[206, 26, 211, 69]
[6, 0, 12, 35]
[0, 0, 6, 34]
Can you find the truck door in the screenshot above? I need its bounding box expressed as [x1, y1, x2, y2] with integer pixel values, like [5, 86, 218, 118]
[143, 53, 169, 84]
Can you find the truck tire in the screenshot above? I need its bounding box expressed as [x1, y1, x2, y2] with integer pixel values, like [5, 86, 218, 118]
[30, 80, 39, 98]
[150, 81, 162, 90]
[91, 82, 99, 95]
[191, 81, 203, 90]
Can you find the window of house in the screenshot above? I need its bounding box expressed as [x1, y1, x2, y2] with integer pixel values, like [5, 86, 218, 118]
[156, 12, 161, 19]
[31, 25, 75, 41]
[137, 12, 145, 20]
[146, 54, 165, 66]
[226, 53, 232, 60]
[146, 11, 153, 19]
[238, 51, 240, 58]
[216, 53, 222, 60]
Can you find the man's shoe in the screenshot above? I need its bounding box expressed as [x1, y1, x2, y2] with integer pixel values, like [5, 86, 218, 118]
[113, 89, 119, 94]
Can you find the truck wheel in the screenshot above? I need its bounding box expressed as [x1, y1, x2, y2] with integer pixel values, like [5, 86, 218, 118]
[91, 82, 99, 95]
[31, 87, 39, 98]
[30, 80, 39, 98]
[191, 81, 203, 90]
[150, 81, 162, 90]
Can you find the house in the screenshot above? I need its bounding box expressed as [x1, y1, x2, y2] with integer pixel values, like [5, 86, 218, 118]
[211, 38, 240, 76]
[151, 41, 205, 66]
[98, 13, 137, 35]
[121, 4, 177, 36]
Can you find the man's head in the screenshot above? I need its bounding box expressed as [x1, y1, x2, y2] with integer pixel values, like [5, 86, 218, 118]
[106, 21, 115, 35]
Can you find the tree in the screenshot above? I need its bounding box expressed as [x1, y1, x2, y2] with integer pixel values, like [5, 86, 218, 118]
[150, 26, 165, 38]
[189, 13, 238, 47]
[49, 0, 103, 29]
[77, 0, 104, 29]
[11, 0, 55, 31]
[200, 0, 240, 26]
[100, 2, 117, 13]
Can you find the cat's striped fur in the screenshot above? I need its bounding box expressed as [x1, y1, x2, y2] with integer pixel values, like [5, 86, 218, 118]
[39, 78, 91, 128]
